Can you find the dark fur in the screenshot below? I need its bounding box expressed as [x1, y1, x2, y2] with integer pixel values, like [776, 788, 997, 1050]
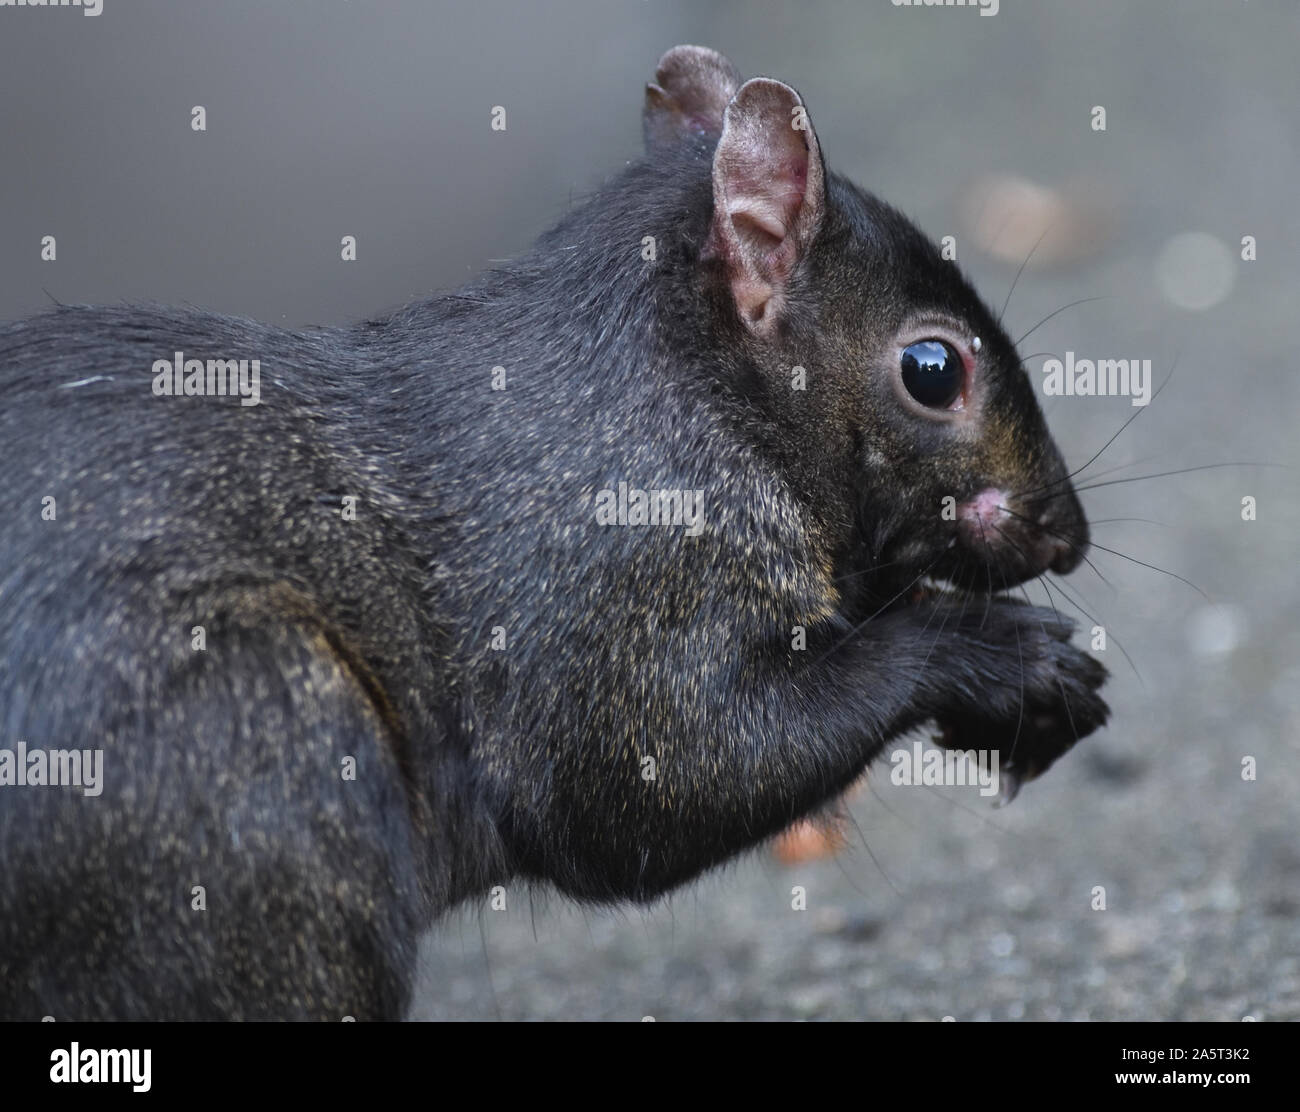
[0, 59, 1106, 1019]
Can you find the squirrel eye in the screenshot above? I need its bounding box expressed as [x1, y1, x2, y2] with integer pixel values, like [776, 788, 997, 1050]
[900, 340, 963, 409]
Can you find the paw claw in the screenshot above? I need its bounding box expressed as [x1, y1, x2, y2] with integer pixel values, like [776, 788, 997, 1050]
[995, 765, 1022, 807]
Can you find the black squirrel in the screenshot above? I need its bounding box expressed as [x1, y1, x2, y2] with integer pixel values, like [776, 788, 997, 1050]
[0, 45, 1107, 1020]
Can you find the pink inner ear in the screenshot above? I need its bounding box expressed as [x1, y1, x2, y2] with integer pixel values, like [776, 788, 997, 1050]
[729, 201, 788, 245]
[710, 78, 825, 327]
[723, 152, 810, 254]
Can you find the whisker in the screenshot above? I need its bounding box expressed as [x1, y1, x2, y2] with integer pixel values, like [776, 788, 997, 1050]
[863, 771, 921, 833]
[1000, 223, 1056, 325]
[1018, 454, 1167, 505]
[977, 519, 995, 629]
[995, 505, 1115, 592]
[1070, 461, 1287, 496]
[989, 520, 1122, 685]
[1046, 571, 1144, 686]
[913, 597, 955, 682]
[1017, 352, 1179, 500]
[917, 782, 1025, 837]
[1018, 460, 1286, 509]
[1061, 454, 1164, 485]
[1088, 516, 1173, 528]
[998, 502, 1204, 599]
[838, 809, 902, 898]
[832, 555, 907, 585]
[1016, 581, 1085, 751]
[991, 559, 1026, 765]
[1080, 538, 1210, 601]
[1014, 296, 1109, 347]
[808, 555, 941, 668]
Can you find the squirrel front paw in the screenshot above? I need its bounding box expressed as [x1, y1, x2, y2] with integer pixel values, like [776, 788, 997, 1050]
[931, 600, 1110, 803]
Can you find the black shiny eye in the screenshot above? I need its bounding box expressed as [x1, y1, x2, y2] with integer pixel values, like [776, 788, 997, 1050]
[900, 340, 963, 409]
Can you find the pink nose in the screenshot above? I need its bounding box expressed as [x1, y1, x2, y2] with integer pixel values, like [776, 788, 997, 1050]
[958, 487, 1009, 537]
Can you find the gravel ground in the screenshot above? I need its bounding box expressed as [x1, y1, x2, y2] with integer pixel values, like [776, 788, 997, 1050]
[3, 0, 1295, 1021]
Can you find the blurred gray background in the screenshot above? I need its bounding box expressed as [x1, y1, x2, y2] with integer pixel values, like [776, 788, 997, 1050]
[2, 0, 1296, 1020]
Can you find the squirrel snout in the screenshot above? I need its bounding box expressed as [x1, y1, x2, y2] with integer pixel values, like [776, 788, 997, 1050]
[1048, 535, 1084, 574]
[957, 486, 1088, 579]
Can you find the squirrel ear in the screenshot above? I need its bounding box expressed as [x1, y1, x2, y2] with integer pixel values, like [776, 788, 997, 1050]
[708, 77, 825, 336]
[643, 45, 743, 152]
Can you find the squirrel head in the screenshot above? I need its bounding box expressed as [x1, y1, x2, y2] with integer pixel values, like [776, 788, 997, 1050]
[645, 45, 1089, 600]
